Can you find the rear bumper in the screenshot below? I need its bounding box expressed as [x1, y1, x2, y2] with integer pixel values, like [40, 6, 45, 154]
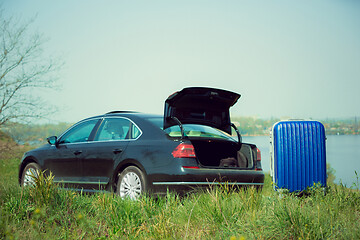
[149, 167, 265, 194]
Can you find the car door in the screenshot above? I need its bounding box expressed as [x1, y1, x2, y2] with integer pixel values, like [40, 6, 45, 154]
[44, 119, 99, 189]
[80, 117, 140, 190]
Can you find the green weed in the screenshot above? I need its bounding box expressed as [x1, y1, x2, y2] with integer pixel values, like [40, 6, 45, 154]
[1, 145, 360, 239]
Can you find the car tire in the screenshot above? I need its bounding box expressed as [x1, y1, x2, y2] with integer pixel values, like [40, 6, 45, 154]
[21, 162, 41, 187]
[116, 166, 147, 200]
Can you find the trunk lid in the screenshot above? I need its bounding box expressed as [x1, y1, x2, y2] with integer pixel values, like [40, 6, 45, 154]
[164, 87, 240, 134]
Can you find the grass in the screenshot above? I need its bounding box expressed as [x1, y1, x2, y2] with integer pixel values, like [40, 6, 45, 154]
[1, 144, 360, 239]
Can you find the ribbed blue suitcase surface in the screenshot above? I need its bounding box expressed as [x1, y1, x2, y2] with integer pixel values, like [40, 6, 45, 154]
[270, 120, 326, 192]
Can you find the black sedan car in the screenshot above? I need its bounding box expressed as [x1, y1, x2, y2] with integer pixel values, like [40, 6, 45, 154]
[19, 87, 264, 199]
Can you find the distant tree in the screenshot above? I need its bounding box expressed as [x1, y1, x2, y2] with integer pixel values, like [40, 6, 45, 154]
[2, 122, 72, 144]
[0, 11, 61, 126]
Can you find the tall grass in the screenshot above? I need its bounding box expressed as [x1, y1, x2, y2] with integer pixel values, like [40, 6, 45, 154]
[1, 145, 360, 239]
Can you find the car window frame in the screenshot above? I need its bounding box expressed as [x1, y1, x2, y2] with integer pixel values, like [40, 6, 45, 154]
[57, 118, 102, 145]
[92, 116, 143, 142]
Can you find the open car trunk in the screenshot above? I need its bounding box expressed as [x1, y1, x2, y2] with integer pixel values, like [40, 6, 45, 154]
[190, 139, 255, 169]
[164, 87, 240, 134]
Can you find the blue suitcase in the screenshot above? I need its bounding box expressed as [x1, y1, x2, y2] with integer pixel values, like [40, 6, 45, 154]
[270, 120, 327, 192]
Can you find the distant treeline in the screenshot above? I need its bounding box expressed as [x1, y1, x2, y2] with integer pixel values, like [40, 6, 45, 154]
[1, 122, 72, 145]
[232, 117, 360, 136]
[0, 117, 359, 145]
[231, 117, 278, 136]
[232, 117, 359, 136]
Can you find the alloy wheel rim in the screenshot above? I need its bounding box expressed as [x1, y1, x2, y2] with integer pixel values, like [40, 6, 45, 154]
[119, 172, 142, 200]
[23, 168, 38, 186]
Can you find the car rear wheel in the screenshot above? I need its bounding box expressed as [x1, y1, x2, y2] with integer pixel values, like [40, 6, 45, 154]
[21, 162, 40, 187]
[117, 166, 147, 200]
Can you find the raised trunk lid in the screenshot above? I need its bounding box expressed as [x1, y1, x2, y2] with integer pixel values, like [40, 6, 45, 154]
[164, 87, 240, 134]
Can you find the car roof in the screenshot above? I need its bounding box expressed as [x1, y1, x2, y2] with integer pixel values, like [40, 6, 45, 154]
[104, 112, 162, 119]
[78, 112, 162, 122]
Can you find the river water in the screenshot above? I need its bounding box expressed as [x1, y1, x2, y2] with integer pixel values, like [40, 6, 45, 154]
[242, 135, 360, 189]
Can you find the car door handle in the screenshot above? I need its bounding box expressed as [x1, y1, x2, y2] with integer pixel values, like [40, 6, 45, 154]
[73, 150, 83, 155]
[113, 149, 123, 154]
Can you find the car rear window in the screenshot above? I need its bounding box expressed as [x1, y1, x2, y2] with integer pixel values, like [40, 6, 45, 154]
[164, 124, 235, 140]
[146, 117, 234, 141]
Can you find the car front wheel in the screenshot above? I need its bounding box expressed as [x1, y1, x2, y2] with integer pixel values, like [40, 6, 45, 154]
[117, 166, 147, 200]
[21, 162, 40, 187]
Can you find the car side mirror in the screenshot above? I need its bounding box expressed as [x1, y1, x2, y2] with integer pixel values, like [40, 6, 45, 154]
[47, 136, 58, 145]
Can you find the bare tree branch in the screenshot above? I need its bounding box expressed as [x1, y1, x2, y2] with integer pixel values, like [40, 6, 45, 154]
[0, 10, 62, 126]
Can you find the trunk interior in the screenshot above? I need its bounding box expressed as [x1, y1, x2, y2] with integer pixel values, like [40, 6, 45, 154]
[190, 139, 255, 169]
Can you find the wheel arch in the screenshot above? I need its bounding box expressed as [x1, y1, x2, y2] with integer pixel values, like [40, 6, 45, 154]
[111, 158, 148, 192]
[18, 157, 40, 185]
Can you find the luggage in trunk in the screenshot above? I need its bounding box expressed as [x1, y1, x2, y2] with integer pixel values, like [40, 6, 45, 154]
[270, 120, 327, 192]
[190, 139, 255, 169]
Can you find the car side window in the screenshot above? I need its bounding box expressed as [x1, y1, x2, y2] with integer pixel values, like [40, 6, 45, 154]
[94, 118, 141, 141]
[58, 120, 98, 144]
[132, 124, 141, 139]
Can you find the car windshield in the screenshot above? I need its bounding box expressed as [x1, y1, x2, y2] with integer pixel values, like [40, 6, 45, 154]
[147, 117, 235, 141]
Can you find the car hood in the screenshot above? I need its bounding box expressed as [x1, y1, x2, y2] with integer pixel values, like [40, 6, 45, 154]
[164, 87, 240, 134]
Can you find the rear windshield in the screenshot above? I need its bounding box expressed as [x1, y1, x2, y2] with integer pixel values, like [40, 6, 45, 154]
[146, 117, 235, 141]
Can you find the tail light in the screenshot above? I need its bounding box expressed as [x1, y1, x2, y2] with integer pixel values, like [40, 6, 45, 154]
[255, 147, 262, 171]
[256, 148, 261, 161]
[172, 143, 196, 158]
[172, 143, 199, 169]
[182, 166, 200, 169]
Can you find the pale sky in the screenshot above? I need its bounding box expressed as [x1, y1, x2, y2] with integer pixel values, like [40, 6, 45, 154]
[2, 0, 360, 123]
